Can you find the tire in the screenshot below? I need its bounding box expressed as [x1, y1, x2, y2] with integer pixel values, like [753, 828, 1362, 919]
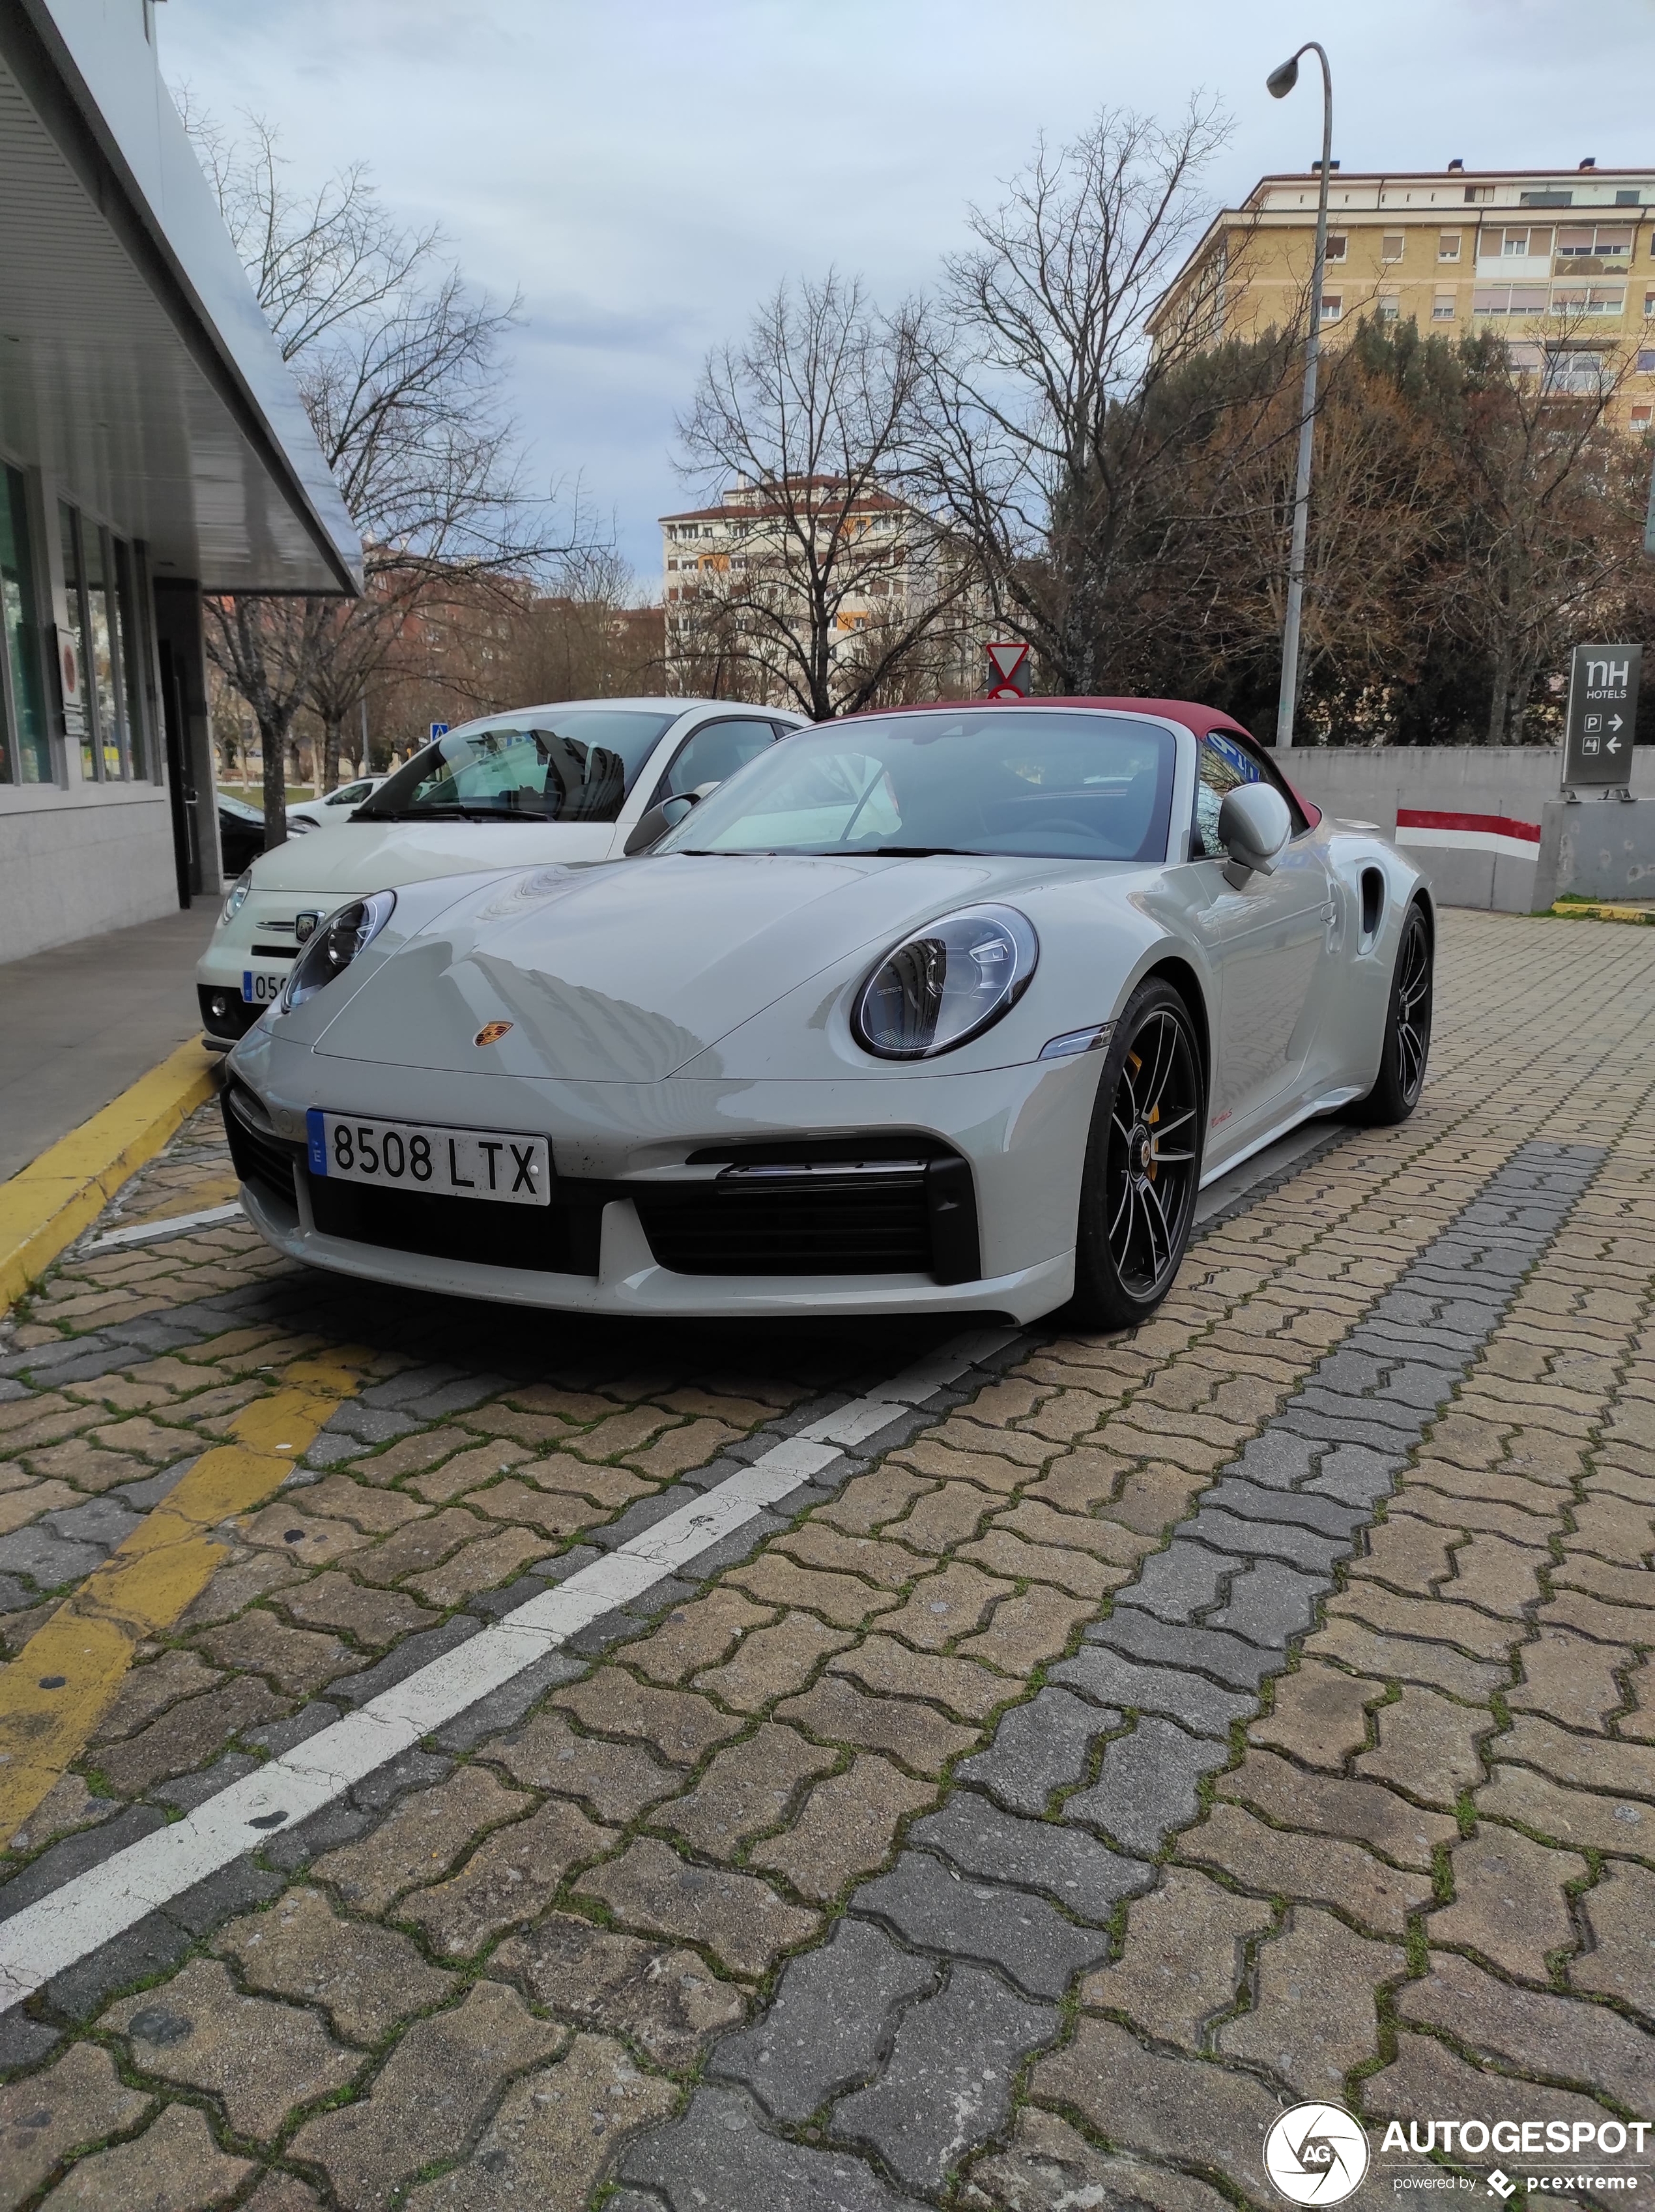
[1069, 976, 1205, 1332]
[1349, 899, 1433, 1126]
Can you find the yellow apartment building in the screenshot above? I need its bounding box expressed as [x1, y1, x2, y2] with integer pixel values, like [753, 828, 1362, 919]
[1153, 162, 1655, 428]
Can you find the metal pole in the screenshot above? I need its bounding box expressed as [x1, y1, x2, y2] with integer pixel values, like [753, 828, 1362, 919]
[359, 693, 369, 777]
[1273, 42, 1333, 751]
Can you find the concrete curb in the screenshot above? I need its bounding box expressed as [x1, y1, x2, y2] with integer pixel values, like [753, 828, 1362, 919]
[0, 1040, 220, 1313]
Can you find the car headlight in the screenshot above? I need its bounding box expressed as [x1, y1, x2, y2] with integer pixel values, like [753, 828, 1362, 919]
[220, 869, 253, 926]
[853, 904, 1038, 1060]
[281, 890, 396, 1011]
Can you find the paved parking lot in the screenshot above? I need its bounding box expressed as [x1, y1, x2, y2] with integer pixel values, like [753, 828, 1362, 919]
[0, 907, 1649, 2212]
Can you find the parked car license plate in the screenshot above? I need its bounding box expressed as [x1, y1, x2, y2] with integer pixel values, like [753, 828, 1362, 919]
[304, 1111, 552, 1206]
[242, 968, 288, 1005]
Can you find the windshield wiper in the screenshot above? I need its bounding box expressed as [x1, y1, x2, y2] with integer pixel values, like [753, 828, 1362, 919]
[357, 805, 540, 823]
[667, 844, 988, 860]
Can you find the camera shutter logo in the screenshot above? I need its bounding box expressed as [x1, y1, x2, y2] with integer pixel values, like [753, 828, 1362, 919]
[1263, 2103, 1371, 2205]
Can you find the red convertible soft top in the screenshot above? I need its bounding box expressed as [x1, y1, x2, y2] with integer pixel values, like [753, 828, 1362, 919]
[847, 693, 1321, 830]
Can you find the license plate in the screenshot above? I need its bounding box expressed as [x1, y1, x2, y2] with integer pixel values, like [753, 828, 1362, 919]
[242, 968, 287, 1005]
[305, 1111, 551, 1206]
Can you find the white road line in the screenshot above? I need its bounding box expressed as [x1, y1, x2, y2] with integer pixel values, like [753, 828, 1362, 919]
[0, 1327, 1019, 2013]
[84, 1204, 242, 1253]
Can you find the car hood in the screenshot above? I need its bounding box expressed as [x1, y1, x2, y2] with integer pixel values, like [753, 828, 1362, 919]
[238, 817, 603, 896]
[306, 852, 1108, 1082]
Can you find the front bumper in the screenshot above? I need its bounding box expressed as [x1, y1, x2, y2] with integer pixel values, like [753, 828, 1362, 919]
[197, 892, 318, 1041]
[199, 985, 262, 1049]
[238, 1169, 1073, 1321]
[223, 1030, 1101, 1322]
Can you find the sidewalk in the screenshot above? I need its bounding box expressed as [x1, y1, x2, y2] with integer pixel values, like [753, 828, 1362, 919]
[0, 908, 214, 1184]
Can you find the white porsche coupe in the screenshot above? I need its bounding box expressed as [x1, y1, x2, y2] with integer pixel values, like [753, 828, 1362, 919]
[221, 699, 1433, 1330]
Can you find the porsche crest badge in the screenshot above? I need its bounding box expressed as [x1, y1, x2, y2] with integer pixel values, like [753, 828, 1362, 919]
[473, 1021, 513, 1047]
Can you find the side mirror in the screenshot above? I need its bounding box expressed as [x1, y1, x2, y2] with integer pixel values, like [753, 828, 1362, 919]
[624, 791, 698, 856]
[1217, 783, 1292, 887]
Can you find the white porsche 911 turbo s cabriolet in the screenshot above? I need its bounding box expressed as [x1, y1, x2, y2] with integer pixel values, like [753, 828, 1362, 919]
[220, 699, 1433, 1330]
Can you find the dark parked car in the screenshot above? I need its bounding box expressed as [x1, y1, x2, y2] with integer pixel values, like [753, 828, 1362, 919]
[216, 793, 265, 873]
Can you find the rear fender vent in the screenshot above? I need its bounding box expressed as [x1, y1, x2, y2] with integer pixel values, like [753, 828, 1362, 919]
[1359, 867, 1385, 944]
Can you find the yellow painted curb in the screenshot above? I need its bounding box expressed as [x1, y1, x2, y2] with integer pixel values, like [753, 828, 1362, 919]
[0, 1039, 220, 1315]
[1550, 899, 1655, 926]
[0, 1348, 372, 1839]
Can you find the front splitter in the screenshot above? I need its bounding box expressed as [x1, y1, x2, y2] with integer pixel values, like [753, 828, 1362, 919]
[238, 1179, 1075, 1324]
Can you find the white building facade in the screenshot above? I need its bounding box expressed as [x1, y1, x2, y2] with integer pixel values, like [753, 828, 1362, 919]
[0, 0, 359, 962]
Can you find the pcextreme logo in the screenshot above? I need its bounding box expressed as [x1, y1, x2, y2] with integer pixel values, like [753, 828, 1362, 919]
[1265, 2104, 1372, 2204]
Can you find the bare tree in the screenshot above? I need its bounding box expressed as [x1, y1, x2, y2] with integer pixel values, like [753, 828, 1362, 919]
[907, 102, 1272, 696]
[1125, 314, 1458, 740]
[358, 545, 667, 753]
[179, 107, 584, 841]
[1431, 321, 1647, 742]
[673, 273, 975, 718]
[498, 546, 667, 705]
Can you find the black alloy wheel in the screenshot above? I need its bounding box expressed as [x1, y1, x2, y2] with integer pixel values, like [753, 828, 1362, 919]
[1350, 899, 1433, 1126]
[1071, 976, 1204, 1330]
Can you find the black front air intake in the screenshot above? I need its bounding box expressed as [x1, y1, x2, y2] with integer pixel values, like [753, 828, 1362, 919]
[633, 1146, 981, 1282]
[222, 1086, 299, 1211]
[305, 1176, 605, 1277]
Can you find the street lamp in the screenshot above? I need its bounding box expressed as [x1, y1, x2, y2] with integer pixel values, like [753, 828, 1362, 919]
[1267, 40, 1332, 750]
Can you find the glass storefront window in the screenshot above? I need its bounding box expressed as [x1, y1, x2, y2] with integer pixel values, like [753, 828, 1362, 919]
[1, 467, 50, 785]
[56, 501, 148, 784]
[59, 501, 96, 781]
[83, 521, 126, 779]
[113, 539, 147, 779]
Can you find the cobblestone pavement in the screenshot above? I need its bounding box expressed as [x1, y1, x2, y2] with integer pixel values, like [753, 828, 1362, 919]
[0, 907, 1648, 2212]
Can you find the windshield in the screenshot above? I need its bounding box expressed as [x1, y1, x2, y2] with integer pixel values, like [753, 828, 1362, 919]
[360, 711, 676, 824]
[655, 708, 1177, 862]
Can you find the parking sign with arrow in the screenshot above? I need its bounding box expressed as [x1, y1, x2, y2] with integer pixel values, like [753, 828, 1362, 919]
[1562, 643, 1641, 791]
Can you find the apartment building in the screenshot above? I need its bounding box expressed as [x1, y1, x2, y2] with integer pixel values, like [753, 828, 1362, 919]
[1152, 162, 1655, 428]
[663, 476, 911, 632]
[661, 476, 977, 699]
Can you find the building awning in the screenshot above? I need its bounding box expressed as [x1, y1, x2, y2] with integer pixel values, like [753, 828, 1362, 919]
[0, 0, 362, 595]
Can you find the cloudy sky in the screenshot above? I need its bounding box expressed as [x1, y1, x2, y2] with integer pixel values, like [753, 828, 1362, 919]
[160, 0, 1655, 583]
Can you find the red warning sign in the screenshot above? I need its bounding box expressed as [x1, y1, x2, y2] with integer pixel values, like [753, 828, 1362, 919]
[984, 641, 1029, 699]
